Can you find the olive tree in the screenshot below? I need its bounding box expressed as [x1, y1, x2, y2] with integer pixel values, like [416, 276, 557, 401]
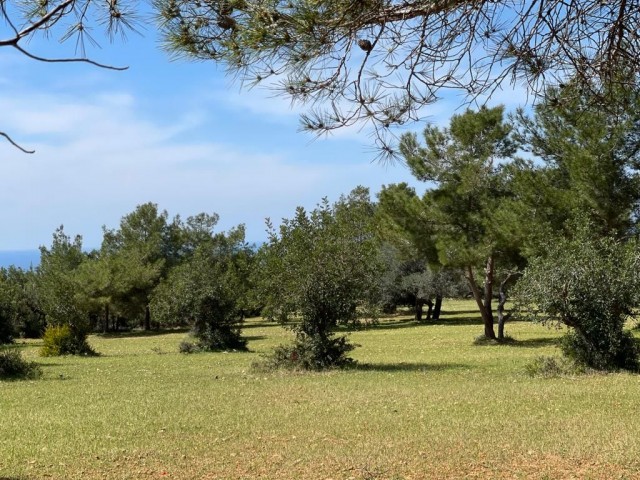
[257, 186, 381, 369]
[513, 226, 640, 371]
[151, 224, 253, 352]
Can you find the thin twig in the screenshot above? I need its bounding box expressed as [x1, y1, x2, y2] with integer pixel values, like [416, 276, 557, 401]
[13, 44, 129, 70]
[0, 132, 35, 154]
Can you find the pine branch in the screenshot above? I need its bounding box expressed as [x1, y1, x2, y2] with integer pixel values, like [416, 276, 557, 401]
[0, 132, 35, 154]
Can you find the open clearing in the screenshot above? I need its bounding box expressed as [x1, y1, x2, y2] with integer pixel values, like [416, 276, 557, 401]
[2, 300, 640, 479]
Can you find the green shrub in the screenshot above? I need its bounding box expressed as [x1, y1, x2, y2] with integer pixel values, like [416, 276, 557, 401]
[178, 340, 199, 354]
[194, 324, 247, 351]
[179, 325, 247, 354]
[255, 332, 356, 371]
[0, 349, 41, 380]
[560, 330, 639, 372]
[514, 229, 640, 371]
[524, 355, 586, 378]
[0, 315, 15, 344]
[40, 325, 97, 357]
[257, 188, 381, 369]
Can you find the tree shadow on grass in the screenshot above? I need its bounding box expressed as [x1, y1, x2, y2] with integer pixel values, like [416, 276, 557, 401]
[503, 337, 560, 348]
[472, 336, 559, 348]
[429, 315, 530, 327]
[426, 316, 483, 326]
[97, 328, 190, 339]
[349, 318, 422, 332]
[241, 321, 284, 330]
[350, 362, 469, 373]
[35, 362, 70, 367]
[0, 342, 44, 351]
[242, 335, 267, 342]
[439, 309, 482, 316]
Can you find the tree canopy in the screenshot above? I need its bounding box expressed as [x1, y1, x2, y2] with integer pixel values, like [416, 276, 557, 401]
[514, 224, 640, 371]
[4, 1, 640, 154]
[257, 186, 381, 369]
[156, 0, 640, 154]
[386, 105, 522, 339]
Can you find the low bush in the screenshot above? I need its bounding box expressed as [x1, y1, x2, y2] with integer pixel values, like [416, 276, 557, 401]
[194, 324, 247, 351]
[560, 330, 639, 372]
[179, 326, 247, 354]
[40, 325, 97, 357]
[524, 355, 586, 378]
[178, 340, 199, 354]
[254, 332, 356, 371]
[0, 349, 41, 380]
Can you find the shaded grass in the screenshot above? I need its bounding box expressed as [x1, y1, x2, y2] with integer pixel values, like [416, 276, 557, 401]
[1, 301, 639, 479]
[97, 327, 191, 339]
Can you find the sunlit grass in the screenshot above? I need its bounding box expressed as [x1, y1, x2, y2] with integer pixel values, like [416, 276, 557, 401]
[1, 299, 639, 479]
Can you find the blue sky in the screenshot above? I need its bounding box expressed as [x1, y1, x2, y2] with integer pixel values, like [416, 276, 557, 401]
[0, 14, 526, 251]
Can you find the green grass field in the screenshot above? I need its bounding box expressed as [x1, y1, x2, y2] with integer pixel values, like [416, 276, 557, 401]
[2, 300, 640, 479]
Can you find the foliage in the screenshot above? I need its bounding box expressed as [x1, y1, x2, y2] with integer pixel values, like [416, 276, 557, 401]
[559, 330, 639, 373]
[0, 312, 14, 344]
[0, 272, 17, 343]
[0, 267, 45, 342]
[393, 106, 524, 338]
[0, 349, 41, 380]
[524, 356, 586, 378]
[178, 340, 199, 354]
[376, 247, 460, 320]
[151, 224, 252, 352]
[513, 226, 640, 371]
[0, 0, 138, 153]
[101, 203, 173, 330]
[158, 0, 640, 156]
[256, 333, 356, 372]
[37, 226, 97, 355]
[513, 78, 640, 242]
[6, 268, 45, 338]
[37, 226, 88, 330]
[257, 186, 381, 369]
[40, 324, 96, 357]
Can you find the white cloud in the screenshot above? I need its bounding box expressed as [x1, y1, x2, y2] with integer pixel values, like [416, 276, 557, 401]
[0, 86, 418, 250]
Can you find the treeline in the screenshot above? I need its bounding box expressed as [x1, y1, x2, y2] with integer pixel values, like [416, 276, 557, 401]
[2, 79, 640, 373]
[0, 206, 259, 350]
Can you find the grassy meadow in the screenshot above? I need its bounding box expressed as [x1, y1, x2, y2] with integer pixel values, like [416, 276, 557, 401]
[2, 299, 640, 479]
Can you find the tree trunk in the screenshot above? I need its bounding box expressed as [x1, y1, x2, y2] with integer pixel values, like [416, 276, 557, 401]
[497, 271, 519, 340]
[415, 298, 424, 322]
[497, 289, 507, 340]
[433, 295, 443, 321]
[425, 299, 434, 321]
[103, 303, 110, 334]
[464, 263, 496, 339]
[482, 255, 496, 339]
[144, 305, 151, 331]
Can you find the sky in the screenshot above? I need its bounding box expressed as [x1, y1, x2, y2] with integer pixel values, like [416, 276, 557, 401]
[0, 11, 526, 252]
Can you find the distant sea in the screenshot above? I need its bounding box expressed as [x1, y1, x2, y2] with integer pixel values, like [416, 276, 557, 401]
[0, 250, 40, 269]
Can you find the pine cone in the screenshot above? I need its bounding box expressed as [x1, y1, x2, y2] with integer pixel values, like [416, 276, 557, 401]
[217, 15, 236, 30]
[358, 39, 373, 52]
